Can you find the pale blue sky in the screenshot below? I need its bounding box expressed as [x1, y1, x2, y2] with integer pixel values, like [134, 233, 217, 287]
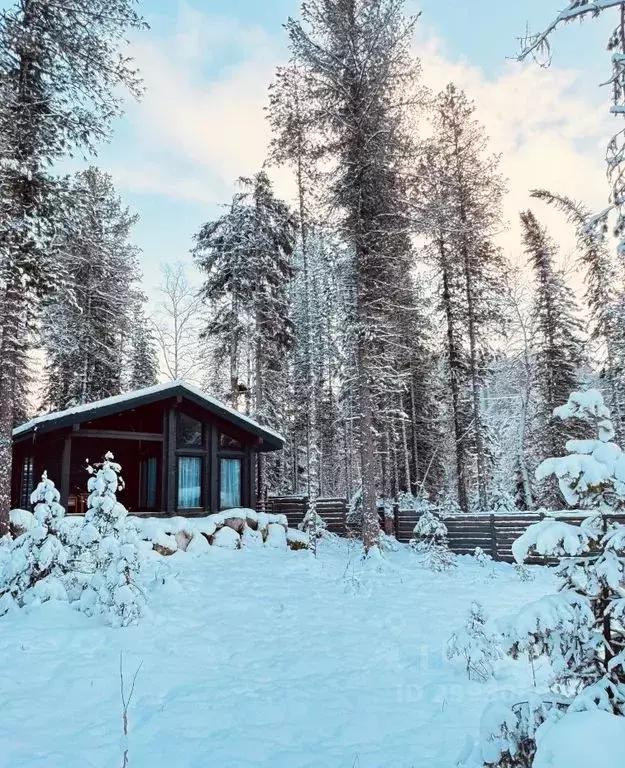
[90, 1, 618, 295]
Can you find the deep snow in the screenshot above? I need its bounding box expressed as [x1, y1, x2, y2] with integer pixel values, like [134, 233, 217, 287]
[0, 538, 557, 768]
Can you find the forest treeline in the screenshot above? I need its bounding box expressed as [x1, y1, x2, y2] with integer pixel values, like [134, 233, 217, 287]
[1, 0, 624, 551]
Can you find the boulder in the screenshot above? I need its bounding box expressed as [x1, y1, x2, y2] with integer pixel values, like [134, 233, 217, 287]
[223, 516, 246, 534]
[186, 531, 212, 554]
[241, 527, 264, 548]
[153, 542, 177, 556]
[152, 532, 178, 556]
[211, 526, 241, 549]
[265, 522, 287, 548]
[245, 515, 259, 531]
[287, 528, 309, 551]
[174, 530, 193, 552]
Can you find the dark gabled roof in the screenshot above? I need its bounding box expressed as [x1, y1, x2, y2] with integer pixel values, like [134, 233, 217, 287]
[13, 381, 284, 452]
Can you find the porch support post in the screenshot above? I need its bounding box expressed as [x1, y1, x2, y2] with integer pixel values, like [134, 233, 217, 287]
[209, 425, 219, 513]
[248, 449, 257, 511]
[60, 434, 72, 508]
[166, 406, 177, 513]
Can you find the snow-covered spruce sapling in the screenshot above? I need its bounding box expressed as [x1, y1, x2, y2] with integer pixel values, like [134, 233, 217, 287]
[447, 602, 503, 682]
[0, 473, 71, 614]
[466, 390, 625, 768]
[411, 508, 455, 570]
[72, 453, 145, 626]
[512, 390, 625, 707]
[298, 505, 327, 554]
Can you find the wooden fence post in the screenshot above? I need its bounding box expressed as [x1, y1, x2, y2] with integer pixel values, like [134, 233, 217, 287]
[489, 514, 497, 560]
[393, 502, 399, 538]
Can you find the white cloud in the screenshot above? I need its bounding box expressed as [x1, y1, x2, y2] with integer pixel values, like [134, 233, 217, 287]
[112, 12, 289, 206]
[112, 6, 617, 283]
[415, 34, 615, 272]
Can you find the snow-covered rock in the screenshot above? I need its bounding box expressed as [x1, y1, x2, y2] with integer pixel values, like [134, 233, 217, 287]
[241, 527, 264, 548]
[265, 523, 287, 548]
[211, 526, 241, 549]
[287, 528, 309, 551]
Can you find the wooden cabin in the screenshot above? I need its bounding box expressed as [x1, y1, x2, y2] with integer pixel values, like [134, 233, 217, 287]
[11, 381, 284, 515]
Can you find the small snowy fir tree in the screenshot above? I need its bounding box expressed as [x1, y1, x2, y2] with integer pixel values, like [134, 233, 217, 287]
[447, 602, 503, 682]
[412, 508, 455, 570]
[0, 473, 71, 614]
[347, 486, 364, 531]
[298, 504, 327, 555]
[466, 389, 625, 767]
[72, 453, 144, 626]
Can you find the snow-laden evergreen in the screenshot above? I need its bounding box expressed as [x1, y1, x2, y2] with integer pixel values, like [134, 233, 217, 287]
[70, 453, 144, 626]
[465, 389, 625, 768]
[447, 601, 503, 682]
[41, 167, 145, 410]
[0, 472, 71, 614]
[1, 455, 144, 627]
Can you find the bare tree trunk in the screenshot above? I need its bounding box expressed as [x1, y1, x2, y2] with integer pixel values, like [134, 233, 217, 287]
[409, 366, 420, 493]
[359, 369, 379, 551]
[0, 277, 21, 533]
[441, 251, 469, 512]
[400, 397, 411, 494]
[462, 246, 488, 511]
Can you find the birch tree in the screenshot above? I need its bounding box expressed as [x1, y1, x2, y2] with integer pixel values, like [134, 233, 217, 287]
[150, 262, 204, 385]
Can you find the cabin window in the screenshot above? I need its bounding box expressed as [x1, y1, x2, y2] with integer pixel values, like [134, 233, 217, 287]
[219, 432, 243, 450]
[178, 456, 202, 508]
[177, 413, 203, 448]
[220, 457, 241, 509]
[19, 457, 35, 509]
[139, 457, 158, 509]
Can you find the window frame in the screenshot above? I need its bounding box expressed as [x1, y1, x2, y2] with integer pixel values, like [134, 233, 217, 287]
[19, 456, 35, 509]
[218, 456, 243, 511]
[139, 456, 159, 511]
[177, 455, 204, 510]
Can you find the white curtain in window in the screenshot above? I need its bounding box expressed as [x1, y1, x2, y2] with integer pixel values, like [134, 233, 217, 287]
[220, 458, 241, 509]
[178, 457, 202, 508]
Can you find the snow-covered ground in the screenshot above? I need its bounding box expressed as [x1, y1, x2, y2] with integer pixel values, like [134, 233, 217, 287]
[0, 537, 557, 768]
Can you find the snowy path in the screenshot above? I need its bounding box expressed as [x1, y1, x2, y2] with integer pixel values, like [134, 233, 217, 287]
[0, 540, 555, 768]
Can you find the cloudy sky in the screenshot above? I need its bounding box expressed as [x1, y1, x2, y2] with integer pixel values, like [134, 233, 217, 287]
[95, 0, 618, 295]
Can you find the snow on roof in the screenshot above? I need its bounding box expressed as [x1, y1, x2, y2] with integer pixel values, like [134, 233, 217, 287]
[12, 380, 285, 447]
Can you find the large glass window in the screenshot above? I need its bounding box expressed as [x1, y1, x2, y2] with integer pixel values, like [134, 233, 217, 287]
[178, 413, 203, 448]
[139, 457, 158, 509]
[220, 458, 242, 509]
[178, 456, 202, 508]
[20, 457, 34, 509]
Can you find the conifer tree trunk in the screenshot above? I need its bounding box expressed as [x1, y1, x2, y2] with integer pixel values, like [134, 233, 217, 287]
[441, 252, 469, 512]
[0, 276, 21, 532]
[462, 240, 488, 510]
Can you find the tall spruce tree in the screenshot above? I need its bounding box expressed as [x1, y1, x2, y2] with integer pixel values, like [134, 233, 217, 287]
[269, 62, 325, 523]
[41, 167, 142, 410]
[0, 0, 145, 532]
[521, 209, 585, 506]
[284, 0, 422, 551]
[532, 189, 625, 442]
[417, 85, 506, 511]
[127, 302, 159, 391]
[194, 171, 296, 506]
